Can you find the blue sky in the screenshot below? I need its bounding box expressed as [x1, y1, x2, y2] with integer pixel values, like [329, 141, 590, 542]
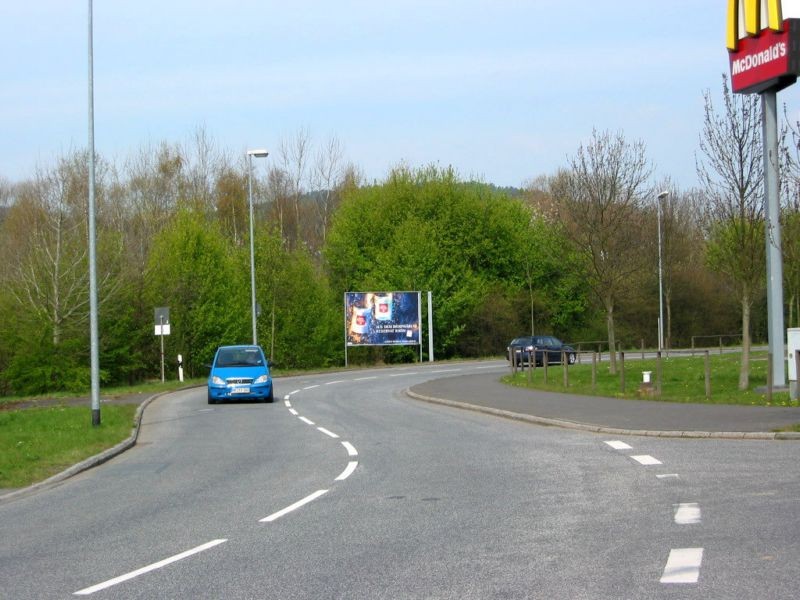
[3, 1, 800, 189]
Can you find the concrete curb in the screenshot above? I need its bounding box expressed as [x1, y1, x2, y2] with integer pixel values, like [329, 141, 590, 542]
[0, 390, 169, 505]
[405, 388, 800, 441]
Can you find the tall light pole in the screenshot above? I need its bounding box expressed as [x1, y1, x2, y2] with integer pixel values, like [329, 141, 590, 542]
[88, 0, 101, 426]
[657, 191, 668, 352]
[247, 149, 269, 345]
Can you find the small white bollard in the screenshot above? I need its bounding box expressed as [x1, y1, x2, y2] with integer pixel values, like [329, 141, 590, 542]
[642, 371, 652, 384]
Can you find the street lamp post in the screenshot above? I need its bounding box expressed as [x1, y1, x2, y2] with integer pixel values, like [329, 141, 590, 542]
[88, 0, 101, 426]
[247, 149, 269, 345]
[657, 191, 669, 353]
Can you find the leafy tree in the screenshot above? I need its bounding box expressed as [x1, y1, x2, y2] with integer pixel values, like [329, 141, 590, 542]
[325, 165, 578, 359]
[144, 209, 247, 376]
[551, 130, 653, 373]
[697, 76, 764, 389]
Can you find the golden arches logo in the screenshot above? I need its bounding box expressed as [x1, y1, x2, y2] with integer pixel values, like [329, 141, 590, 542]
[728, 0, 784, 50]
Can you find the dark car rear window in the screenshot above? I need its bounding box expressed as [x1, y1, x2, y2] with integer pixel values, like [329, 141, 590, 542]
[216, 347, 264, 367]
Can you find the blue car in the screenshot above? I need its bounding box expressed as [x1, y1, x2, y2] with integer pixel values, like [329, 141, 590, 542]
[207, 345, 274, 404]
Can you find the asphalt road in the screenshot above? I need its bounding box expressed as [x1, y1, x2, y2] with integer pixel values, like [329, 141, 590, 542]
[1, 361, 798, 599]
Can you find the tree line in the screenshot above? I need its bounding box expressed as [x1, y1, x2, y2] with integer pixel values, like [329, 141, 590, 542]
[0, 77, 798, 395]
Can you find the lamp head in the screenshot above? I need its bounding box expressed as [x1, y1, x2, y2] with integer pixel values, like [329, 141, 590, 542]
[247, 149, 269, 158]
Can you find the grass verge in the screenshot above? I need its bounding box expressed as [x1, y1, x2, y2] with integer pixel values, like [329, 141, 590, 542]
[0, 404, 138, 490]
[503, 350, 800, 407]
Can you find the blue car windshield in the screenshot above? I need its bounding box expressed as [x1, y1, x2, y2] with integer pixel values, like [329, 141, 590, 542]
[216, 348, 264, 367]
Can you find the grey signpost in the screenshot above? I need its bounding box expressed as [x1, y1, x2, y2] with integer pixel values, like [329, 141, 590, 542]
[154, 307, 170, 383]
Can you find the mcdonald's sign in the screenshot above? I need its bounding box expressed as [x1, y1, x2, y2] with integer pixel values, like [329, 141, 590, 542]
[727, 0, 800, 93]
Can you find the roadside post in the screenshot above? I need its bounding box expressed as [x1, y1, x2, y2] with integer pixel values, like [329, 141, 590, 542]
[154, 307, 170, 383]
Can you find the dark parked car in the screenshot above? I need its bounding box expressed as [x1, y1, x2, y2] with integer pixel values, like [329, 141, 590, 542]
[207, 345, 274, 404]
[507, 336, 576, 367]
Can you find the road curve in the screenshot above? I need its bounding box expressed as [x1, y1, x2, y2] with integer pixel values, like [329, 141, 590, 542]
[0, 361, 797, 599]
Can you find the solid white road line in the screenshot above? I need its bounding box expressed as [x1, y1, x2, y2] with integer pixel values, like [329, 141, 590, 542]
[260, 490, 329, 523]
[326, 380, 346, 385]
[631, 455, 662, 466]
[289, 408, 299, 416]
[604, 440, 632, 450]
[335, 461, 358, 481]
[299, 416, 315, 425]
[657, 474, 680, 480]
[674, 503, 701, 525]
[353, 376, 378, 381]
[303, 385, 320, 390]
[660, 548, 703, 583]
[341, 441, 358, 457]
[317, 427, 340, 439]
[430, 369, 462, 373]
[290, 389, 301, 395]
[389, 372, 418, 377]
[73, 539, 228, 596]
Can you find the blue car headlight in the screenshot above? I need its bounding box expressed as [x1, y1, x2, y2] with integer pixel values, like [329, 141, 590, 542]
[211, 376, 226, 385]
[254, 375, 270, 384]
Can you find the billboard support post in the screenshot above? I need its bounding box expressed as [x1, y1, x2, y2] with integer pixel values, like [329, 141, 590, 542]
[418, 292, 423, 363]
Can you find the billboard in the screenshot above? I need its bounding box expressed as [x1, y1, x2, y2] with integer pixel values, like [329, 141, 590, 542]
[345, 291, 421, 346]
[727, 0, 800, 93]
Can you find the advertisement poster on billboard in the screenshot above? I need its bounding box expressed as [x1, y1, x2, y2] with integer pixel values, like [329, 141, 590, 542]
[345, 291, 421, 346]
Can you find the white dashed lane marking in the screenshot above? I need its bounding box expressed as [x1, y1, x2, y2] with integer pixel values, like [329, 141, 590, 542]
[674, 503, 701, 525]
[335, 461, 358, 481]
[299, 416, 315, 426]
[317, 427, 340, 439]
[631, 455, 662, 466]
[260, 490, 329, 523]
[341, 441, 358, 457]
[604, 440, 632, 450]
[73, 539, 228, 595]
[660, 548, 703, 584]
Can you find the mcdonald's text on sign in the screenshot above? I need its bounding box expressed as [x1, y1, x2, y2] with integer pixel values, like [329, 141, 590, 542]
[727, 0, 800, 93]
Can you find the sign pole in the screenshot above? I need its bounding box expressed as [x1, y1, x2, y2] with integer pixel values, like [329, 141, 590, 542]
[762, 89, 786, 386]
[160, 316, 165, 383]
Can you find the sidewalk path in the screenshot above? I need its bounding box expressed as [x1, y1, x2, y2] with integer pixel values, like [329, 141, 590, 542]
[408, 373, 800, 439]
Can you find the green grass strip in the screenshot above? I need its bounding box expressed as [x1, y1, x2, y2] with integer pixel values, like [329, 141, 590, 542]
[503, 351, 800, 407]
[0, 404, 137, 489]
